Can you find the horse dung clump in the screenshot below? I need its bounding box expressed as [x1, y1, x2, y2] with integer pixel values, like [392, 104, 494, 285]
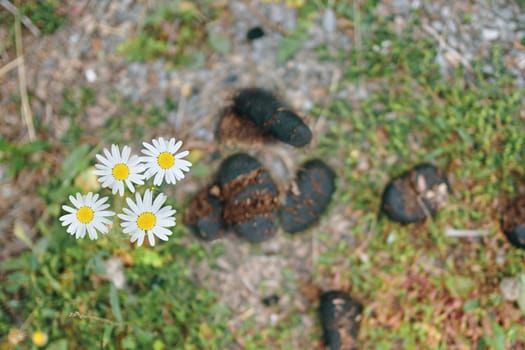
[501, 195, 525, 249]
[319, 290, 363, 350]
[279, 159, 335, 233]
[381, 164, 449, 224]
[232, 88, 312, 147]
[218, 153, 280, 243]
[184, 186, 224, 241]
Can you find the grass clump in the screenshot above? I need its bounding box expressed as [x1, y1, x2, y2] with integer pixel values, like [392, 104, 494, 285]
[116, 1, 227, 67]
[1, 225, 231, 349]
[0, 0, 65, 52]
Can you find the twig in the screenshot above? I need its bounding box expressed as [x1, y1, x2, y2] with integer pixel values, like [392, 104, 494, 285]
[240, 0, 288, 35]
[416, 195, 432, 219]
[0, 0, 40, 36]
[14, 9, 36, 141]
[175, 92, 187, 130]
[68, 311, 120, 325]
[313, 67, 341, 145]
[239, 275, 256, 293]
[354, 0, 364, 94]
[0, 56, 21, 77]
[422, 21, 473, 73]
[445, 227, 490, 238]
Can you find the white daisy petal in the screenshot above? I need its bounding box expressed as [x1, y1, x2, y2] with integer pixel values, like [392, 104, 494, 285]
[154, 226, 173, 238]
[153, 171, 164, 186]
[135, 191, 143, 209]
[118, 189, 177, 246]
[177, 159, 192, 167]
[86, 225, 97, 240]
[117, 183, 124, 196]
[175, 150, 189, 158]
[152, 138, 161, 150]
[173, 140, 182, 153]
[166, 171, 176, 184]
[96, 153, 112, 167]
[103, 147, 112, 161]
[62, 205, 77, 214]
[143, 142, 157, 154]
[93, 221, 108, 233]
[126, 179, 136, 194]
[141, 149, 157, 158]
[173, 168, 185, 180]
[121, 145, 131, 162]
[59, 192, 115, 240]
[96, 210, 115, 218]
[147, 232, 156, 246]
[77, 224, 86, 239]
[168, 138, 175, 150]
[136, 233, 145, 246]
[151, 194, 166, 212]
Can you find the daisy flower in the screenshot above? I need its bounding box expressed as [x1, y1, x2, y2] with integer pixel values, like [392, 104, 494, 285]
[118, 189, 176, 246]
[94, 144, 145, 196]
[141, 137, 192, 186]
[59, 192, 115, 240]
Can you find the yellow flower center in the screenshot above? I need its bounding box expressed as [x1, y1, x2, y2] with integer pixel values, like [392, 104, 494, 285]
[157, 152, 175, 169]
[32, 331, 48, 346]
[76, 206, 94, 224]
[137, 212, 156, 231]
[112, 163, 130, 180]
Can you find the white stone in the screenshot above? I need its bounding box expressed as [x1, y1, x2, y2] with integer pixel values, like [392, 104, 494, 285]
[322, 8, 336, 33]
[85, 69, 97, 82]
[482, 28, 499, 41]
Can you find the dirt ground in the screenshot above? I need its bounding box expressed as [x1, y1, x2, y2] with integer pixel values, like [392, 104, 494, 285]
[1, 0, 524, 347]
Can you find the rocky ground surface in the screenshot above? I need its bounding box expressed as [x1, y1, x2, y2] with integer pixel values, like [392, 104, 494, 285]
[1, 0, 524, 347]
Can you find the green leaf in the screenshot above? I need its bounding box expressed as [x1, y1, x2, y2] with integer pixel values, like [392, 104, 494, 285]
[6, 271, 29, 292]
[41, 266, 64, 295]
[19, 140, 50, 153]
[277, 29, 307, 64]
[121, 334, 136, 349]
[110, 284, 123, 324]
[0, 253, 29, 272]
[517, 273, 525, 316]
[190, 163, 209, 178]
[491, 321, 506, 350]
[132, 249, 163, 267]
[153, 339, 166, 350]
[60, 144, 92, 183]
[46, 339, 68, 350]
[463, 298, 480, 312]
[102, 324, 114, 348]
[444, 275, 475, 298]
[13, 221, 33, 249]
[208, 29, 231, 55]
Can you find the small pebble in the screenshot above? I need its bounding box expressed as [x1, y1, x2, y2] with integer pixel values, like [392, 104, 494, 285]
[481, 28, 499, 41]
[262, 294, 280, 307]
[322, 8, 336, 33]
[246, 26, 265, 41]
[85, 69, 97, 82]
[500, 277, 520, 301]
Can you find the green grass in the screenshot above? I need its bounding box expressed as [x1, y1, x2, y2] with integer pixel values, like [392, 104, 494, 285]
[1, 226, 231, 349]
[0, 88, 231, 349]
[313, 9, 525, 350]
[116, 0, 228, 67]
[0, 0, 65, 52]
[2, 1, 525, 349]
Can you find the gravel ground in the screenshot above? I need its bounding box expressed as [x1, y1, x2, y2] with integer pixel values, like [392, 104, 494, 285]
[0, 0, 524, 345]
